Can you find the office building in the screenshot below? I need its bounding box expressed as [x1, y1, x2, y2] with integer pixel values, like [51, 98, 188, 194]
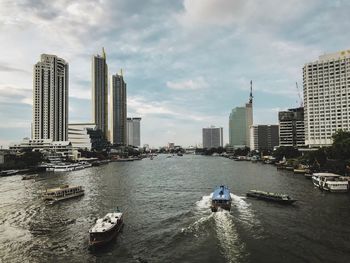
[304, 50, 350, 146]
[92, 48, 108, 139]
[110, 71, 127, 145]
[250, 125, 279, 151]
[278, 107, 305, 147]
[202, 126, 223, 148]
[229, 82, 253, 148]
[127, 117, 141, 147]
[32, 54, 68, 141]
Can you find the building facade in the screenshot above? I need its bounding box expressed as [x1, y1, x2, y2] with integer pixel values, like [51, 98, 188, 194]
[110, 72, 127, 145]
[250, 125, 279, 151]
[92, 48, 108, 140]
[278, 107, 305, 147]
[229, 83, 253, 148]
[202, 126, 223, 149]
[32, 54, 68, 141]
[304, 50, 350, 147]
[127, 117, 141, 147]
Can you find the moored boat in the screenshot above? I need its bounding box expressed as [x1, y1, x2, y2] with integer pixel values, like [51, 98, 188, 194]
[22, 174, 38, 180]
[312, 173, 349, 192]
[246, 190, 296, 204]
[42, 185, 84, 203]
[0, 169, 19, 176]
[210, 185, 232, 212]
[89, 210, 124, 247]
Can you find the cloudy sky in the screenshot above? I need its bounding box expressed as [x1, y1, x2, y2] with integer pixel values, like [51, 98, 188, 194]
[0, 0, 349, 148]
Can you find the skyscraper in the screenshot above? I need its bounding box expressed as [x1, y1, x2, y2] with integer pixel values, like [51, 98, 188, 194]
[229, 81, 253, 148]
[110, 71, 127, 145]
[303, 50, 350, 146]
[202, 126, 223, 148]
[92, 48, 108, 140]
[127, 117, 141, 147]
[32, 54, 68, 141]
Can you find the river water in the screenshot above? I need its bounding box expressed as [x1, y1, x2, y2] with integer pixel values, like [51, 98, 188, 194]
[0, 155, 350, 263]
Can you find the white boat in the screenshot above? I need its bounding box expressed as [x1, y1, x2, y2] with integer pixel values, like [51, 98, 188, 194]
[89, 210, 124, 247]
[43, 185, 84, 202]
[312, 173, 349, 192]
[46, 162, 92, 172]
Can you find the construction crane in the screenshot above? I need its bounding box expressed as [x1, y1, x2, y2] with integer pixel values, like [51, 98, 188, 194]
[296, 82, 303, 107]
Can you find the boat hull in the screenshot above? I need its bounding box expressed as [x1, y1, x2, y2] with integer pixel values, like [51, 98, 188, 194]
[89, 221, 123, 247]
[210, 203, 231, 212]
[246, 193, 296, 204]
[43, 191, 84, 203]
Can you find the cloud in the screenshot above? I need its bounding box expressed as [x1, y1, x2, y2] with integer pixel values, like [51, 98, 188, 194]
[166, 77, 208, 90]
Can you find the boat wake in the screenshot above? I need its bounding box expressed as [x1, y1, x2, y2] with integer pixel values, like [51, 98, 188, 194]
[213, 210, 245, 263]
[195, 193, 212, 211]
[230, 193, 262, 233]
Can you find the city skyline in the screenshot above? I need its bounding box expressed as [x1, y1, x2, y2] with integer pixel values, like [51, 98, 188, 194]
[1, 1, 350, 147]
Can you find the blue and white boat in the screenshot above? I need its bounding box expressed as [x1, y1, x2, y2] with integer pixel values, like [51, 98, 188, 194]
[210, 185, 232, 212]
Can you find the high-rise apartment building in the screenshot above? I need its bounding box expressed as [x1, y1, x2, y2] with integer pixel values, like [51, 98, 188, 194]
[229, 82, 253, 148]
[127, 117, 141, 147]
[303, 50, 350, 146]
[202, 126, 223, 148]
[250, 125, 279, 151]
[278, 107, 305, 147]
[32, 54, 68, 141]
[92, 48, 108, 139]
[110, 71, 127, 145]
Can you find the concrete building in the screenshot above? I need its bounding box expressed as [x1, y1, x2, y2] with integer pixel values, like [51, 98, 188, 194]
[229, 82, 253, 148]
[68, 123, 96, 150]
[127, 117, 141, 147]
[110, 71, 127, 145]
[92, 48, 108, 140]
[304, 50, 350, 147]
[278, 107, 305, 147]
[202, 126, 223, 148]
[32, 54, 68, 141]
[250, 125, 279, 151]
[9, 138, 73, 159]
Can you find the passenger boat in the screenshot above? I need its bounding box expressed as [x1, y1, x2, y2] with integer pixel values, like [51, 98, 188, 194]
[89, 209, 124, 247]
[22, 174, 38, 180]
[42, 185, 84, 202]
[312, 173, 349, 192]
[210, 185, 232, 212]
[246, 190, 296, 204]
[0, 170, 19, 176]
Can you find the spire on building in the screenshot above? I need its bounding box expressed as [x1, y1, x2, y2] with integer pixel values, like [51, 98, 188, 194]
[102, 47, 106, 59]
[249, 80, 253, 104]
[120, 68, 123, 76]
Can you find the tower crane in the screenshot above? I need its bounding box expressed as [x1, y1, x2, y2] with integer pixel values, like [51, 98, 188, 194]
[296, 82, 303, 107]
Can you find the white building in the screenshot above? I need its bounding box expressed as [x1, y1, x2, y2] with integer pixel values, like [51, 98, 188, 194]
[68, 123, 97, 150]
[127, 117, 141, 147]
[32, 54, 68, 141]
[202, 126, 223, 148]
[9, 138, 73, 158]
[92, 48, 108, 140]
[303, 50, 350, 146]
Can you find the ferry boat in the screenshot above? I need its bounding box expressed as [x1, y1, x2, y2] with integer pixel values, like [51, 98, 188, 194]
[89, 210, 124, 247]
[210, 185, 232, 212]
[312, 173, 349, 192]
[42, 185, 84, 202]
[246, 190, 296, 204]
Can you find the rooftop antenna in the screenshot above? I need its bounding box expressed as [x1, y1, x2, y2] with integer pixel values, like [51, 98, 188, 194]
[249, 80, 253, 104]
[120, 68, 123, 76]
[102, 47, 106, 59]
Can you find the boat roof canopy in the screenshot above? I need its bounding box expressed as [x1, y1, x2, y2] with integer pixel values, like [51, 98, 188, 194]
[212, 185, 231, 200]
[313, 173, 340, 177]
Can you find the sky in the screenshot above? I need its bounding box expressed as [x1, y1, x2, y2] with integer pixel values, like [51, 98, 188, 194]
[0, 0, 350, 148]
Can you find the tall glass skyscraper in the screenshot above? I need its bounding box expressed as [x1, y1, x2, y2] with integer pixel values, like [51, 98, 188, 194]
[32, 54, 68, 141]
[110, 71, 127, 145]
[229, 82, 253, 148]
[92, 48, 108, 140]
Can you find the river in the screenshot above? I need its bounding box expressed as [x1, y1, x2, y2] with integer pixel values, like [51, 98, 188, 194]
[0, 155, 350, 263]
